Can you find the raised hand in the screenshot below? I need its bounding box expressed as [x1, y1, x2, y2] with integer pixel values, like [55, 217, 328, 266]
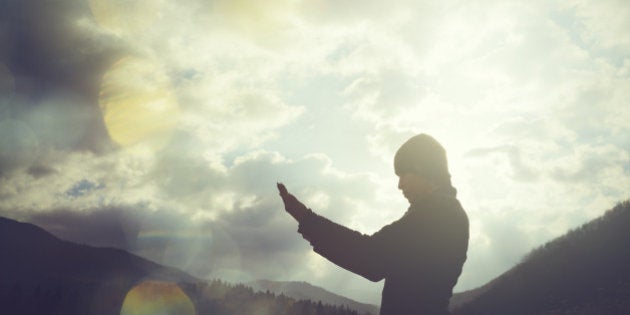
[277, 182, 309, 222]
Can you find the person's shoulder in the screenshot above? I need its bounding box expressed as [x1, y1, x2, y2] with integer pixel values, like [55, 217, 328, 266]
[406, 196, 468, 236]
[425, 194, 468, 222]
[416, 193, 460, 210]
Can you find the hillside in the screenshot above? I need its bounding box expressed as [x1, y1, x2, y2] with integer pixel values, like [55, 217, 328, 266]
[0, 216, 198, 286]
[449, 285, 488, 311]
[0, 216, 368, 315]
[452, 200, 630, 315]
[0, 216, 199, 314]
[248, 279, 379, 315]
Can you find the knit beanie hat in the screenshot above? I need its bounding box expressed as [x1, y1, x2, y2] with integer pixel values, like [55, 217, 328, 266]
[394, 134, 453, 192]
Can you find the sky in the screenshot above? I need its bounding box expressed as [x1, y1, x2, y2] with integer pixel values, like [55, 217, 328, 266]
[1, 0, 629, 305]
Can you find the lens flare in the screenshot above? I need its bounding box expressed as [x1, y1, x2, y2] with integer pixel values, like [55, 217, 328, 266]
[120, 281, 195, 315]
[88, 0, 163, 35]
[138, 228, 214, 274]
[99, 57, 179, 149]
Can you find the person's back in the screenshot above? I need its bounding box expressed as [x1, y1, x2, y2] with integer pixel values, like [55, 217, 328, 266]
[378, 193, 468, 315]
[278, 134, 469, 315]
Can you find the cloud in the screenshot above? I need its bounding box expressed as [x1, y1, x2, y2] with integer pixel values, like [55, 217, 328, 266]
[466, 145, 539, 182]
[65, 179, 104, 198]
[0, 0, 126, 178]
[550, 144, 630, 186]
[175, 79, 304, 160]
[26, 164, 56, 179]
[563, 0, 630, 52]
[0, 119, 39, 176]
[298, 0, 450, 26]
[343, 68, 426, 125]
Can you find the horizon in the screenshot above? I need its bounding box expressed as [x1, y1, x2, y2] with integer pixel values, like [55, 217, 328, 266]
[1, 0, 629, 306]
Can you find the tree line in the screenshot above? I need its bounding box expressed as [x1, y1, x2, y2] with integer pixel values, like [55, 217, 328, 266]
[1, 278, 373, 315]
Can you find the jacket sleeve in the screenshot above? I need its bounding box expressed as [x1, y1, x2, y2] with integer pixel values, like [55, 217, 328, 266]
[297, 210, 389, 282]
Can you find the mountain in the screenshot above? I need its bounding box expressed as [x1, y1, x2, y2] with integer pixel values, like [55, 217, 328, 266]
[247, 279, 380, 315]
[0, 216, 369, 315]
[449, 285, 488, 312]
[0, 216, 199, 314]
[0, 216, 198, 286]
[451, 200, 630, 315]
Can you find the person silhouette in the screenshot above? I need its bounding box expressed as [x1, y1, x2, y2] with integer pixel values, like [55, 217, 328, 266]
[278, 134, 469, 315]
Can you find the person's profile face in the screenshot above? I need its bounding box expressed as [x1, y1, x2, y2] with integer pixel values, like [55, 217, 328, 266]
[397, 171, 436, 204]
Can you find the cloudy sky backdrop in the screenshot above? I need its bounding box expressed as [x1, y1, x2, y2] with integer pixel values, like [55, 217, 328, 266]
[1, 0, 629, 304]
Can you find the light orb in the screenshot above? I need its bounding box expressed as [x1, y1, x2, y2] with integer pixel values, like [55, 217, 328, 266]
[120, 281, 195, 315]
[99, 57, 179, 150]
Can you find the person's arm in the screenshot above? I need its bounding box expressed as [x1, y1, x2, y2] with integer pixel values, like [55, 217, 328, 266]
[298, 210, 388, 282]
[277, 183, 387, 282]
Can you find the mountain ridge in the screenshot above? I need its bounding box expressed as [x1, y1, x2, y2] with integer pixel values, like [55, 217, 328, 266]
[451, 200, 630, 314]
[0, 216, 199, 286]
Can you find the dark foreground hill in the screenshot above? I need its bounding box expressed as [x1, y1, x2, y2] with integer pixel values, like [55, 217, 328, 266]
[0, 216, 199, 314]
[451, 200, 630, 315]
[0, 216, 199, 285]
[0, 216, 367, 315]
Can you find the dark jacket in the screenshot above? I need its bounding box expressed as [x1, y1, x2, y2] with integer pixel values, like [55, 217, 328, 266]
[298, 192, 469, 315]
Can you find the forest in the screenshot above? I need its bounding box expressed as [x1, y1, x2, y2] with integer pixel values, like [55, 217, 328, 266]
[453, 200, 630, 315]
[1, 279, 369, 315]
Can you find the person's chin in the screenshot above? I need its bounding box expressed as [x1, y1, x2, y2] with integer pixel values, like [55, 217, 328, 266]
[403, 195, 413, 204]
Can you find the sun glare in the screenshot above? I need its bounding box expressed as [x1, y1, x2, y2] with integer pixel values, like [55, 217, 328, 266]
[98, 57, 179, 150]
